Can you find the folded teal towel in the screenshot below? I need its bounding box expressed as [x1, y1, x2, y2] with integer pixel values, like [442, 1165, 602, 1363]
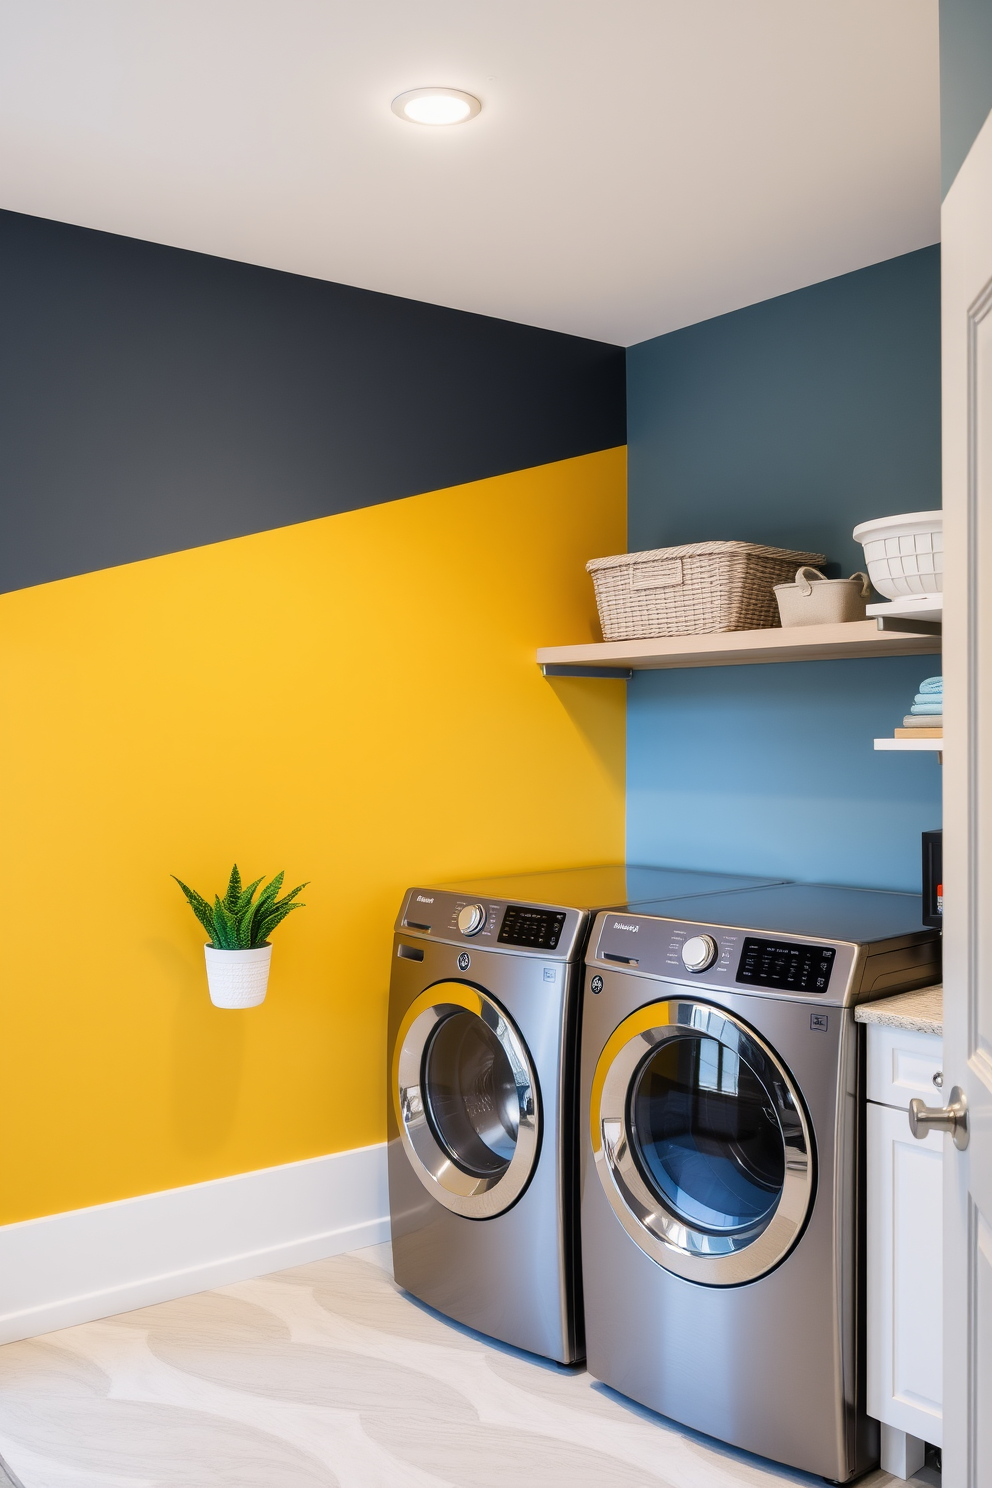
[914, 691, 943, 705]
[918, 676, 943, 694]
[911, 702, 944, 715]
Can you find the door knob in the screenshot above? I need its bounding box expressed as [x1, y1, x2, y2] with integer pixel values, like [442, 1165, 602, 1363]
[909, 1086, 969, 1150]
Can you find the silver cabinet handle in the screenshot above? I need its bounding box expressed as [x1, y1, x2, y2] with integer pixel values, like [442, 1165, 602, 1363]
[909, 1086, 969, 1150]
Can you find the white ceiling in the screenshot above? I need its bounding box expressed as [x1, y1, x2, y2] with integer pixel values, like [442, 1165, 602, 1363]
[0, 0, 940, 346]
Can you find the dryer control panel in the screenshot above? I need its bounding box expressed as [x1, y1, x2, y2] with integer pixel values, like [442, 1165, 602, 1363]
[589, 907, 940, 1007]
[396, 887, 585, 962]
[592, 912, 858, 1005]
[736, 937, 836, 994]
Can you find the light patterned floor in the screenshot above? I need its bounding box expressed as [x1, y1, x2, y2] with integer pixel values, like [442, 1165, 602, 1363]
[0, 1244, 933, 1488]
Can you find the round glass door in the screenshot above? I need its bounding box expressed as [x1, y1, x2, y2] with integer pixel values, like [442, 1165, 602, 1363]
[393, 982, 540, 1219]
[422, 1010, 520, 1179]
[629, 1033, 785, 1236]
[590, 999, 813, 1285]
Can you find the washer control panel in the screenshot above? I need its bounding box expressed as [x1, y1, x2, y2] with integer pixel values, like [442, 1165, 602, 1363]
[593, 911, 856, 1004]
[498, 904, 567, 950]
[397, 887, 582, 961]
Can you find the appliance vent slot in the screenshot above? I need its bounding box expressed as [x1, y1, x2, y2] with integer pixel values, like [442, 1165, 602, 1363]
[397, 943, 425, 961]
[404, 920, 431, 931]
[602, 952, 639, 966]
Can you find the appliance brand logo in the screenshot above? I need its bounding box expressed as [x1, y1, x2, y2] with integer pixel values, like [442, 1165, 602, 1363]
[415, 895, 435, 904]
[612, 920, 639, 932]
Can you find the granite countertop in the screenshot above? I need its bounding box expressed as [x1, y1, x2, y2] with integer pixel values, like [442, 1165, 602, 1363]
[855, 984, 943, 1036]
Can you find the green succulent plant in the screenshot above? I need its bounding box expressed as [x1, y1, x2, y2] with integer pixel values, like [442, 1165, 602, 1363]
[173, 864, 307, 950]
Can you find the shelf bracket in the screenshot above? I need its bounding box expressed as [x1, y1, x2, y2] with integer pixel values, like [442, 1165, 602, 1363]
[540, 663, 633, 680]
[876, 617, 942, 637]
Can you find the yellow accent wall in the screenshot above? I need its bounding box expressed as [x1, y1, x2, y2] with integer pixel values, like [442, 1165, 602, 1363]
[0, 447, 625, 1224]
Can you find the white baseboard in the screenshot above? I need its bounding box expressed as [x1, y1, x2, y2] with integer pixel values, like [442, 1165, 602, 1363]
[0, 1143, 389, 1345]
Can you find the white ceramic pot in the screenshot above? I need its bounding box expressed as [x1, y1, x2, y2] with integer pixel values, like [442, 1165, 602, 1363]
[204, 944, 272, 1009]
[852, 510, 943, 598]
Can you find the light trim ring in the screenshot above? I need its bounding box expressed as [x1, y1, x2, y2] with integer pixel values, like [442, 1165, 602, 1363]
[392, 88, 482, 127]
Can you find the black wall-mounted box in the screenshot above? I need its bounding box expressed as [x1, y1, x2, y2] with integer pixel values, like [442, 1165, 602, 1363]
[923, 829, 943, 929]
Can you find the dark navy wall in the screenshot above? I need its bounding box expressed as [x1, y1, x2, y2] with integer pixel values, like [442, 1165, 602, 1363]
[0, 209, 624, 594]
[940, 0, 992, 196]
[625, 249, 942, 892]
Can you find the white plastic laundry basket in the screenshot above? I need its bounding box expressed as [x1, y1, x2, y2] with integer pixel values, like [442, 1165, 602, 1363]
[852, 511, 942, 598]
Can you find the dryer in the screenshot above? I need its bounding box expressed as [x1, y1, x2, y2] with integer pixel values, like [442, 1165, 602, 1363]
[580, 884, 941, 1479]
[387, 864, 784, 1364]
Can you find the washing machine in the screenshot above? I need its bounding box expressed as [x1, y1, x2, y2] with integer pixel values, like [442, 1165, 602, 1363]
[387, 864, 786, 1364]
[580, 883, 941, 1479]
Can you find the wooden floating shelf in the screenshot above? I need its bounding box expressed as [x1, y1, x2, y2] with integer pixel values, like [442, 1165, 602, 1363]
[538, 620, 941, 678]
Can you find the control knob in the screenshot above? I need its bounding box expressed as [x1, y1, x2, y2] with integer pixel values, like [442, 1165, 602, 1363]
[457, 903, 486, 937]
[681, 934, 718, 973]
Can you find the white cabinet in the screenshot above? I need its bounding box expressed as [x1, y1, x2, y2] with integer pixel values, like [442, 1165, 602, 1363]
[866, 1023, 944, 1476]
[866, 1021, 944, 1111]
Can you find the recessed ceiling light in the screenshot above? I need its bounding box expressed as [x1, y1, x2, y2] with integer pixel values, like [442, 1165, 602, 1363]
[391, 88, 481, 127]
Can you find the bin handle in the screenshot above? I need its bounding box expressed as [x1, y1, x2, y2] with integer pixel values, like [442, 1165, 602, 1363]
[791, 567, 871, 599]
[792, 566, 826, 596]
[630, 557, 683, 590]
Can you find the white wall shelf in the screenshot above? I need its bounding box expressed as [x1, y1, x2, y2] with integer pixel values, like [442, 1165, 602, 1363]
[538, 619, 941, 679]
[875, 736, 943, 764]
[874, 738, 943, 752]
[866, 594, 942, 636]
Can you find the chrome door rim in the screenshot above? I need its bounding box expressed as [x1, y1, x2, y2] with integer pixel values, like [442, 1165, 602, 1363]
[393, 981, 540, 1219]
[590, 998, 814, 1285]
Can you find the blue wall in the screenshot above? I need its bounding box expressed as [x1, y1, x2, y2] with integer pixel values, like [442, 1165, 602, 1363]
[940, 0, 992, 197]
[626, 248, 942, 892]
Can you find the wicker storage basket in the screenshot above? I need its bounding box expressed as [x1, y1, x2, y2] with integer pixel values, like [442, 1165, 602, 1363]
[587, 541, 827, 640]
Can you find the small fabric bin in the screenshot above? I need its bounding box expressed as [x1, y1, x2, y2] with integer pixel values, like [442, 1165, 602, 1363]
[773, 567, 870, 627]
[586, 541, 826, 640]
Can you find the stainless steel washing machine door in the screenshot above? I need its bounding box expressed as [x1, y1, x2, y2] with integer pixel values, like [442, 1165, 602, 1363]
[590, 997, 814, 1285]
[392, 981, 540, 1219]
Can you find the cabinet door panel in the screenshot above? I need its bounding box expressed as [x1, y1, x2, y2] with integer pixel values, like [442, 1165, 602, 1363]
[866, 1024, 943, 1110]
[867, 1101, 943, 1445]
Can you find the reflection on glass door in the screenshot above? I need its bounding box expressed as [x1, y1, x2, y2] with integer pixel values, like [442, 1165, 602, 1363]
[424, 1010, 521, 1178]
[629, 1033, 785, 1235]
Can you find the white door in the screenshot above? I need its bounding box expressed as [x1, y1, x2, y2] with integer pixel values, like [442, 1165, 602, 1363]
[942, 105, 992, 1488]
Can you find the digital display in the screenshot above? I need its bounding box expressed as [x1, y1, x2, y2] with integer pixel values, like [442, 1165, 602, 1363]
[736, 938, 835, 994]
[498, 905, 566, 950]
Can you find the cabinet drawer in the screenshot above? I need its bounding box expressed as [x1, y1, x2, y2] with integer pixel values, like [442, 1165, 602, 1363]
[866, 1023, 943, 1109]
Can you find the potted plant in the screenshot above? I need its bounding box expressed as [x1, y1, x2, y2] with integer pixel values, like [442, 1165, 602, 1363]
[173, 864, 307, 1008]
